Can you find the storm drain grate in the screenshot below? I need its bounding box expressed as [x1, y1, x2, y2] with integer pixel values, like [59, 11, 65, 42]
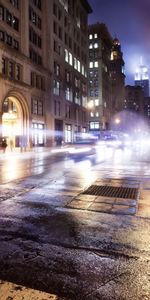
[82, 185, 138, 199]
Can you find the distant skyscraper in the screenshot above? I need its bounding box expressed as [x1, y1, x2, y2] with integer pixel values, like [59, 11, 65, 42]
[134, 57, 149, 97]
[110, 38, 125, 113]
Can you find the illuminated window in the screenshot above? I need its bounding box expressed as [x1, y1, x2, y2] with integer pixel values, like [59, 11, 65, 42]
[95, 99, 99, 106]
[94, 43, 98, 48]
[89, 62, 93, 68]
[95, 111, 99, 117]
[65, 49, 69, 62]
[90, 112, 94, 117]
[81, 65, 85, 75]
[77, 60, 80, 72]
[82, 96, 87, 107]
[94, 33, 98, 38]
[90, 121, 99, 129]
[74, 57, 78, 70]
[89, 34, 92, 39]
[94, 61, 98, 68]
[68, 52, 72, 65]
[89, 43, 93, 49]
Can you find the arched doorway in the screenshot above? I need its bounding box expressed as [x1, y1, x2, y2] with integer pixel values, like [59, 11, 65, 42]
[1, 94, 29, 151]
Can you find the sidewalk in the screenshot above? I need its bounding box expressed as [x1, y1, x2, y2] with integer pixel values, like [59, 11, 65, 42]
[0, 280, 65, 300]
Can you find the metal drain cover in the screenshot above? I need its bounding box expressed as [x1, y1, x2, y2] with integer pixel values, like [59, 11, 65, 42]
[82, 185, 138, 199]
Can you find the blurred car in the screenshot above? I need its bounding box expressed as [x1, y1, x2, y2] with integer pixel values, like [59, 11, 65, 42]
[65, 139, 97, 158]
[103, 136, 124, 149]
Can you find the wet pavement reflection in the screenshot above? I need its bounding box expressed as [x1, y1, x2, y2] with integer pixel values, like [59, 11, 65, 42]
[0, 145, 150, 299]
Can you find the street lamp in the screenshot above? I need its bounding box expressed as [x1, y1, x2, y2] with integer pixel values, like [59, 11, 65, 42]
[115, 118, 121, 124]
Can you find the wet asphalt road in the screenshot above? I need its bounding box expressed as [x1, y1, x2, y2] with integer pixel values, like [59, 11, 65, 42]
[0, 146, 150, 299]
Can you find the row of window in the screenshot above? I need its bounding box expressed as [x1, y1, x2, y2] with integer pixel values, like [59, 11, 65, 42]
[89, 121, 100, 130]
[54, 1, 87, 49]
[89, 61, 99, 68]
[0, 5, 19, 31]
[54, 20, 86, 63]
[29, 27, 42, 48]
[1, 57, 21, 81]
[88, 99, 101, 107]
[53, 80, 87, 105]
[31, 97, 43, 115]
[65, 49, 87, 77]
[57, 1, 87, 34]
[29, 47, 42, 65]
[54, 62, 87, 93]
[29, 6, 41, 30]
[89, 79, 98, 87]
[0, 30, 19, 50]
[89, 43, 98, 49]
[54, 99, 87, 122]
[31, 72, 45, 90]
[89, 70, 98, 78]
[89, 33, 98, 40]
[90, 111, 99, 118]
[89, 89, 99, 97]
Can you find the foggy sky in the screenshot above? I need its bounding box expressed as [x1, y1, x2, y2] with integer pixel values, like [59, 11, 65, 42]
[88, 0, 150, 85]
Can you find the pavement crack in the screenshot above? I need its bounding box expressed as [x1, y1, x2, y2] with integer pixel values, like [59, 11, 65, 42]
[84, 270, 130, 299]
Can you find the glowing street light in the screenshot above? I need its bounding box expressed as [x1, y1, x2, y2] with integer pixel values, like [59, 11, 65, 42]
[115, 118, 121, 124]
[87, 101, 94, 109]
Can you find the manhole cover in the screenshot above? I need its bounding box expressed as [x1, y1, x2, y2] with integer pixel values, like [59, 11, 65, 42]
[82, 185, 138, 199]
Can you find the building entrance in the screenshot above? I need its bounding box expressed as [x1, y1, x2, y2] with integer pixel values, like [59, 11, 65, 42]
[2, 96, 28, 151]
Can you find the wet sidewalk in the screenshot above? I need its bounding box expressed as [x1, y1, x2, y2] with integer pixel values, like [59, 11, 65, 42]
[0, 280, 65, 300]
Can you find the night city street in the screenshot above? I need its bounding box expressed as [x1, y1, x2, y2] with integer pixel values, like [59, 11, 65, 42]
[1, 0, 150, 299]
[0, 145, 150, 299]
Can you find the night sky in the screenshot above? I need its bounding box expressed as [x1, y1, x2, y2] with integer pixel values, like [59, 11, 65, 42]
[88, 0, 150, 85]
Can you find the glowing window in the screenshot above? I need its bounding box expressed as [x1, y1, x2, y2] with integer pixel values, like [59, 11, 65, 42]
[65, 49, 69, 62]
[95, 99, 99, 106]
[69, 52, 72, 65]
[89, 34, 92, 39]
[89, 62, 93, 68]
[94, 61, 98, 68]
[94, 43, 98, 48]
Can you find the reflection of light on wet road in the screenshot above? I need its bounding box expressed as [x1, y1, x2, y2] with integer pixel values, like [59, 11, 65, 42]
[0, 154, 45, 183]
[0, 156, 23, 182]
[70, 159, 97, 186]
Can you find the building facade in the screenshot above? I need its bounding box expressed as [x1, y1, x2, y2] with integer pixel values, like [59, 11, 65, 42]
[0, 0, 92, 151]
[121, 85, 144, 133]
[124, 85, 144, 113]
[88, 24, 125, 137]
[110, 38, 125, 115]
[88, 23, 113, 135]
[134, 59, 149, 97]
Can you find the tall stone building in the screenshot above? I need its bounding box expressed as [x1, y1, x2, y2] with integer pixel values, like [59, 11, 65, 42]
[110, 38, 125, 115]
[88, 23, 113, 135]
[88, 23, 125, 136]
[0, 0, 92, 151]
